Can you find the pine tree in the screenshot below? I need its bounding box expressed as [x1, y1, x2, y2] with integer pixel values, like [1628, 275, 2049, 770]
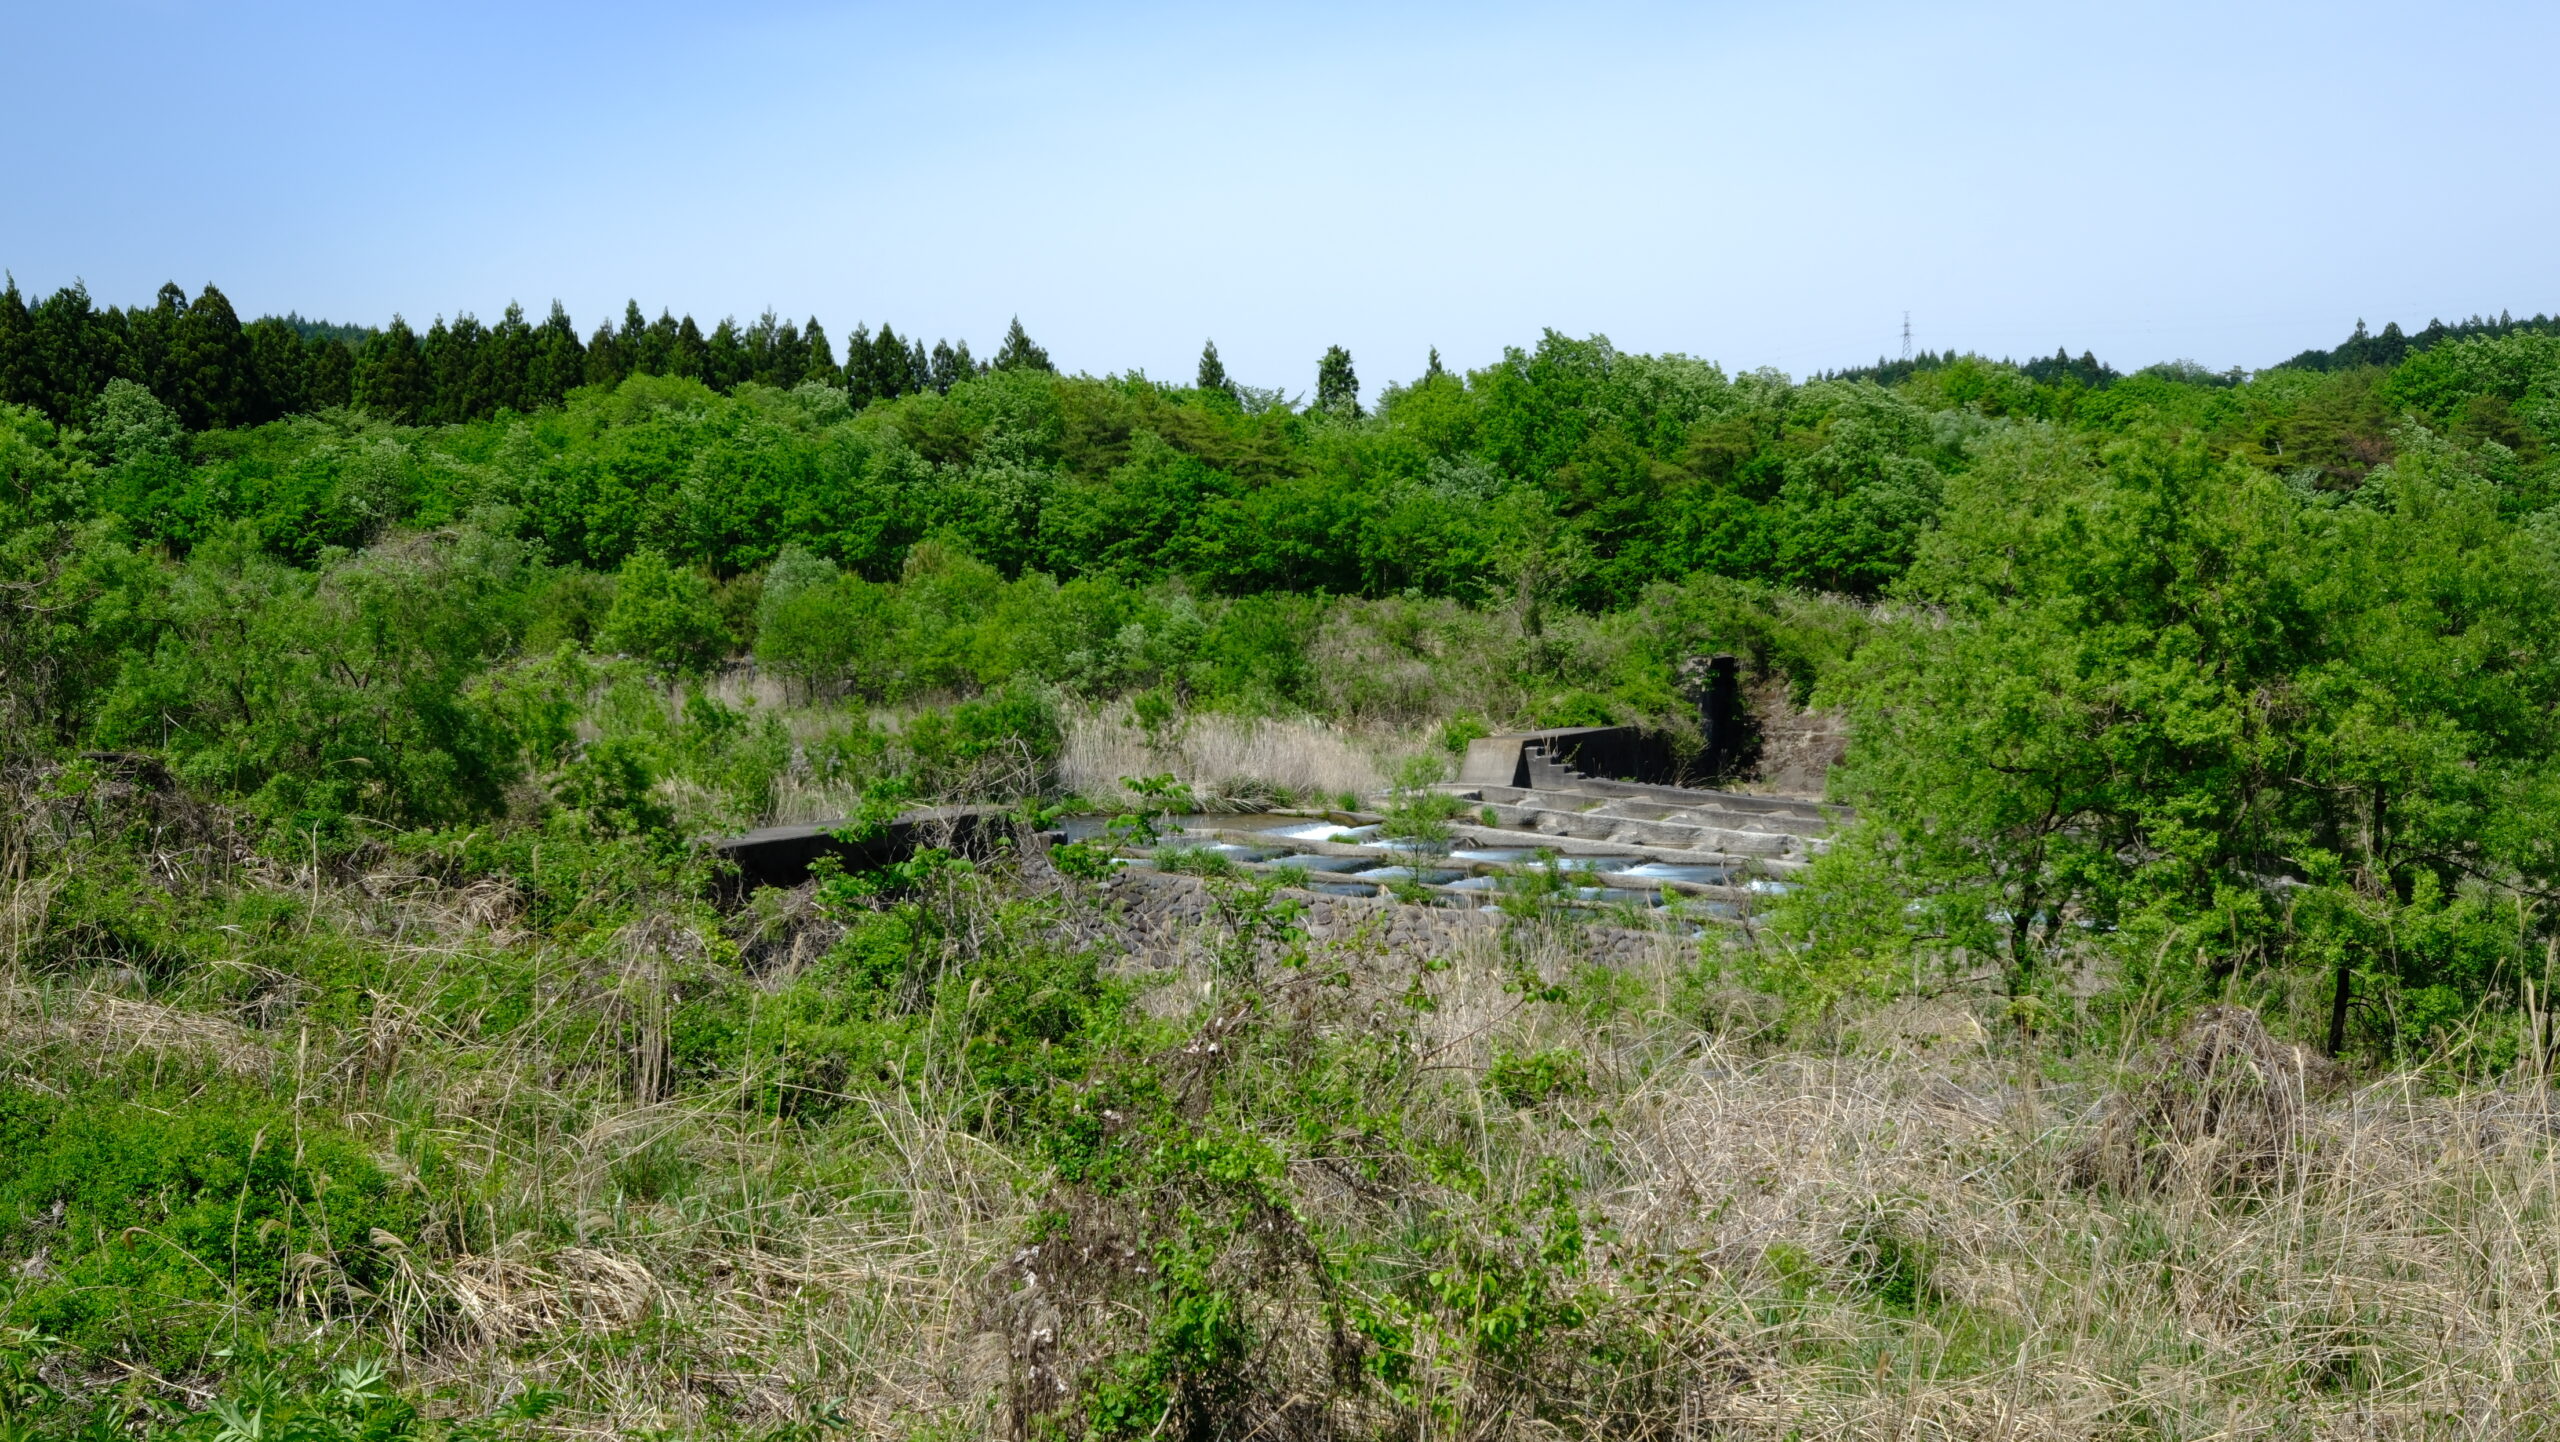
[170, 284, 255, 429]
[305, 335, 356, 410]
[586, 315, 626, 388]
[243, 317, 308, 422]
[802, 318, 840, 388]
[930, 339, 962, 393]
[771, 318, 807, 388]
[534, 301, 585, 405]
[0, 276, 32, 411]
[640, 309, 678, 376]
[709, 318, 748, 391]
[27, 283, 126, 423]
[740, 310, 776, 386]
[428, 314, 496, 422]
[907, 337, 929, 394]
[844, 324, 875, 406]
[129, 283, 189, 414]
[674, 315, 708, 380]
[353, 316, 431, 422]
[872, 323, 913, 399]
[1315, 345, 1359, 416]
[1196, 338, 1231, 395]
[1423, 346, 1447, 384]
[992, 316, 1053, 373]
[484, 302, 536, 415]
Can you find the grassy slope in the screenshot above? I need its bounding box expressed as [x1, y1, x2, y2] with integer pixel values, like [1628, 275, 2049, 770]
[7, 797, 2559, 1440]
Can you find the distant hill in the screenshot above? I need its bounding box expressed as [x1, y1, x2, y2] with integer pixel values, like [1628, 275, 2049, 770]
[1822, 347, 2123, 390]
[264, 311, 377, 347]
[2275, 311, 2560, 372]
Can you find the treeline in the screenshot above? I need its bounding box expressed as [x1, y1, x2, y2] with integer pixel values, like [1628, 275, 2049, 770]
[0, 275, 1055, 431]
[2278, 310, 2560, 373]
[1823, 346, 2123, 391]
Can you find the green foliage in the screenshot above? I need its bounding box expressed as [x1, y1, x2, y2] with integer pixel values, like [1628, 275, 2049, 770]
[675, 902, 1133, 1120]
[1814, 415, 2560, 1055]
[901, 687, 1062, 798]
[0, 1084, 419, 1360]
[1485, 1046, 1589, 1107]
[598, 551, 726, 676]
[1109, 773, 1196, 846]
[86, 521, 532, 838]
[1434, 713, 1491, 756]
[32, 288, 2560, 1434]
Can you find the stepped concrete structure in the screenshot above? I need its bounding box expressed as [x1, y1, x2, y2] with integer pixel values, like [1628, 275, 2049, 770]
[711, 693, 1845, 922]
[1451, 725, 1843, 876]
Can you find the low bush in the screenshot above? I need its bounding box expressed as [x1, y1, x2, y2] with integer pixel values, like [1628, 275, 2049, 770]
[0, 1083, 420, 1361]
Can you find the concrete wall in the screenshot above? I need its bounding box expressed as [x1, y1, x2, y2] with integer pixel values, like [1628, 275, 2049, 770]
[1456, 725, 1678, 788]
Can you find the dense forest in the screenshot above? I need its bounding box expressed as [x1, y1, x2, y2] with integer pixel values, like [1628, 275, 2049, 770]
[11, 276, 2560, 1437]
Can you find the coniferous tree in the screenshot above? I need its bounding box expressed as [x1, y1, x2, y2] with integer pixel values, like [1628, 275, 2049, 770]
[872, 323, 914, 400]
[423, 316, 481, 423]
[354, 316, 431, 422]
[929, 339, 962, 393]
[25, 283, 125, 422]
[843, 324, 876, 406]
[708, 318, 748, 391]
[802, 318, 840, 387]
[0, 277, 32, 411]
[586, 316, 626, 388]
[534, 301, 585, 404]
[639, 309, 678, 377]
[170, 284, 255, 429]
[673, 315, 708, 380]
[992, 316, 1053, 372]
[907, 336, 929, 394]
[305, 335, 356, 410]
[243, 317, 308, 422]
[483, 302, 536, 414]
[771, 317, 808, 388]
[128, 284, 189, 413]
[1315, 344, 1359, 416]
[617, 301, 655, 377]
[1423, 346, 1448, 384]
[1196, 338, 1231, 395]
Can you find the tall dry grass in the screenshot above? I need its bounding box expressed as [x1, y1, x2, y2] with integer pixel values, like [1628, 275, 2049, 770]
[1058, 704, 1432, 808]
[12, 825, 2560, 1439]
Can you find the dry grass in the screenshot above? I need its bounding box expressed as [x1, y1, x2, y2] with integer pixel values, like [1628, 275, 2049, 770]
[14, 836, 2560, 1440]
[1419, 929, 2560, 1438]
[1059, 704, 1429, 807]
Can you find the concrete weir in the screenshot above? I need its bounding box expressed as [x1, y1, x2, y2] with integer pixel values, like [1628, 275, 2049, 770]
[706, 723, 1845, 922]
[1451, 725, 1847, 872]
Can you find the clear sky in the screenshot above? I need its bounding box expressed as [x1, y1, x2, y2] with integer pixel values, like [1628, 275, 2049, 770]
[3, 0, 2552, 391]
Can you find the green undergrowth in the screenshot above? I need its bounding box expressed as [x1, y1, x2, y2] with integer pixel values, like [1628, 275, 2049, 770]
[5, 802, 2558, 1437]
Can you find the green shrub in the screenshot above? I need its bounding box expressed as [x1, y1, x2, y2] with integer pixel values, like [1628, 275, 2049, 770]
[598, 551, 727, 676]
[903, 687, 1062, 798]
[0, 1084, 420, 1361]
[672, 908, 1132, 1121]
[1435, 713, 1491, 755]
[1486, 1046, 1590, 1107]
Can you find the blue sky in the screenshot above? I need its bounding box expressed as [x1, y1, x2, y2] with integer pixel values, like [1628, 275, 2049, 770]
[2, 0, 2552, 390]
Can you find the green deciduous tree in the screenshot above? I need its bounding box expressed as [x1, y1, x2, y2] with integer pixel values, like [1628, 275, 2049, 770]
[599, 550, 729, 677]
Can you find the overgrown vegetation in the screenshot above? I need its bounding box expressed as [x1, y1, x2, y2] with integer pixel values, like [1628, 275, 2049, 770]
[13, 296, 2560, 1435]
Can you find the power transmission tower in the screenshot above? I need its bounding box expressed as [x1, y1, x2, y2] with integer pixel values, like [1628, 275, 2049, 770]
[1901, 312, 1912, 362]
